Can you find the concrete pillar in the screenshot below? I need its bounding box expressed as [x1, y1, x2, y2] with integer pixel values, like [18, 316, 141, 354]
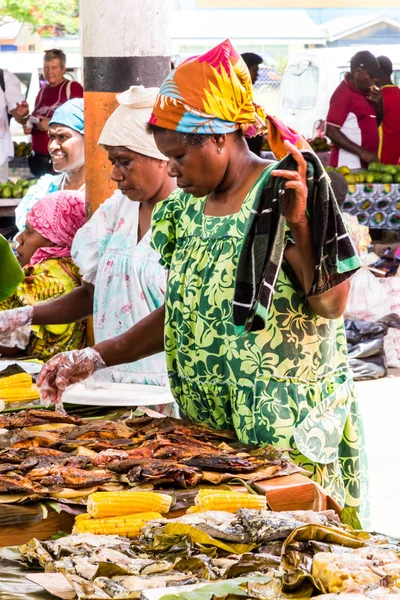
[82, 0, 170, 214]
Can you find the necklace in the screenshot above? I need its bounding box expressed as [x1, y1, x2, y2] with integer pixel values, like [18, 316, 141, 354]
[60, 173, 85, 192]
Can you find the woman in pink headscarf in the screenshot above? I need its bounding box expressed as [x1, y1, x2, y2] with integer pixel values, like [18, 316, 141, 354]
[0, 191, 86, 360]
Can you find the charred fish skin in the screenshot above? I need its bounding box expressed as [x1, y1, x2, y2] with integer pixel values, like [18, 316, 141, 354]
[62, 572, 111, 599]
[19, 538, 54, 570]
[94, 577, 130, 598]
[237, 509, 305, 542]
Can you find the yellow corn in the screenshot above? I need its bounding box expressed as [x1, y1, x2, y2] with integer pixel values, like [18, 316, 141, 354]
[195, 489, 267, 513]
[0, 373, 32, 389]
[73, 511, 162, 537]
[87, 491, 172, 518]
[0, 384, 40, 403]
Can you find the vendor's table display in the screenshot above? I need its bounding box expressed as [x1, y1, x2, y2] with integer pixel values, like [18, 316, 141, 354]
[7, 495, 400, 600]
[0, 197, 22, 218]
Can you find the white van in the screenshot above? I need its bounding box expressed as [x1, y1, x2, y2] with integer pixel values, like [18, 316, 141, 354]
[0, 52, 82, 143]
[277, 45, 400, 140]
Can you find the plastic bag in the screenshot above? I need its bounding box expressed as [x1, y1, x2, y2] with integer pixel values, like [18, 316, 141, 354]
[345, 262, 392, 322]
[37, 347, 106, 412]
[345, 319, 387, 380]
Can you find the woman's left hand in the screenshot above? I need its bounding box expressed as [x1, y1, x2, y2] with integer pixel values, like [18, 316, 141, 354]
[271, 140, 308, 227]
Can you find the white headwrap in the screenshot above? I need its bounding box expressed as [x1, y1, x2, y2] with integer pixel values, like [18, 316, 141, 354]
[98, 86, 166, 161]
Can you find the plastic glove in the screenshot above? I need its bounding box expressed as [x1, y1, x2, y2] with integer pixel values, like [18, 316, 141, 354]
[37, 347, 106, 412]
[0, 306, 33, 336]
[0, 306, 34, 350]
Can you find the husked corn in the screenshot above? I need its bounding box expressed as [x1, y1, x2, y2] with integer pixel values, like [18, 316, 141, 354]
[0, 373, 32, 389]
[195, 489, 267, 512]
[0, 384, 40, 402]
[87, 491, 172, 518]
[73, 511, 162, 537]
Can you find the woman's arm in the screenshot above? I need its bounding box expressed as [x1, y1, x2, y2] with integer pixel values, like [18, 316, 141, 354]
[284, 232, 350, 319]
[37, 305, 165, 407]
[32, 282, 95, 325]
[94, 305, 165, 367]
[274, 141, 350, 320]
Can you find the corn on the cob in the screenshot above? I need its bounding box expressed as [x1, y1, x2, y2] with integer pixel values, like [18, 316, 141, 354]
[0, 384, 40, 402]
[0, 373, 32, 389]
[195, 489, 267, 513]
[73, 511, 162, 537]
[87, 491, 172, 518]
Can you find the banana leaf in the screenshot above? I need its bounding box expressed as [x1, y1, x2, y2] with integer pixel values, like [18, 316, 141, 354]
[224, 553, 280, 579]
[157, 574, 307, 600]
[340, 507, 362, 530]
[163, 523, 258, 555]
[0, 364, 26, 379]
[0, 557, 55, 600]
[280, 524, 368, 595]
[174, 556, 214, 579]
[132, 533, 218, 559]
[94, 561, 130, 579]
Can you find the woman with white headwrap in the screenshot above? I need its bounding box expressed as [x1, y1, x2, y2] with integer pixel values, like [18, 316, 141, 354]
[1, 87, 177, 410]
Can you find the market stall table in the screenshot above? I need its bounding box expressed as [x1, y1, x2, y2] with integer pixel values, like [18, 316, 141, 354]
[0, 198, 21, 218]
[0, 473, 340, 547]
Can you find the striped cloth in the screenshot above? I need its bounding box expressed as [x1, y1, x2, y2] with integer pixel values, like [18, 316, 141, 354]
[233, 151, 361, 332]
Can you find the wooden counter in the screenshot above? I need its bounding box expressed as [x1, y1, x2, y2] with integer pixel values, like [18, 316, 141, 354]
[0, 473, 341, 547]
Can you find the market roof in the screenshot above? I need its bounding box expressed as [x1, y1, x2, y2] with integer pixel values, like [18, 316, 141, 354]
[320, 13, 400, 42]
[170, 9, 326, 45]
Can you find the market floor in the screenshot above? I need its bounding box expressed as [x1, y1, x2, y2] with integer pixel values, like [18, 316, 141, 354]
[356, 369, 400, 536]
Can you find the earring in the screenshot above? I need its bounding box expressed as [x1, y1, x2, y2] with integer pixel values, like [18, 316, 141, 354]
[217, 147, 222, 154]
[108, 177, 113, 189]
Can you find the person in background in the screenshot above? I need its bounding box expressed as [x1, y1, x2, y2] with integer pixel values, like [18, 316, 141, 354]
[377, 56, 400, 166]
[1, 86, 178, 415]
[36, 41, 367, 518]
[0, 68, 30, 183]
[16, 98, 85, 233]
[0, 191, 86, 360]
[24, 49, 83, 178]
[326, 51, 382, 169]
[241, 52, 264, 157]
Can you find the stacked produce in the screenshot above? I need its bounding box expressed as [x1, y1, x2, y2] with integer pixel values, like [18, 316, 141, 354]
[13, 141, 31, 158]
[73, 491, 172, 535]
[0, 178, 37, 199]
[0, 365, 40, 404]
[308, 136, 332, 153]
[327, 163, 400, 185]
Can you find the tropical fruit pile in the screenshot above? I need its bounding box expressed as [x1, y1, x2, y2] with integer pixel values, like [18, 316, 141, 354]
[308, 136, 332, 152]
[0, 178, 37, 199]
[327, 163, 400, 184]
[13, 141, 31, 158]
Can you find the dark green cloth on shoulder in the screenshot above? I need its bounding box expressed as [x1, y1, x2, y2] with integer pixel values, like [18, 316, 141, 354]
[233, 151, 361, 332]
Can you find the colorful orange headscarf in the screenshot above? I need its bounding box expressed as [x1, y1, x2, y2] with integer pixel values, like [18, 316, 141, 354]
[150, 40, 306, 159]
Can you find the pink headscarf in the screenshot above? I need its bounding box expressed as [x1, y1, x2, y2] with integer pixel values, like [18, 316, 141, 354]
[26, 191, 86, 266]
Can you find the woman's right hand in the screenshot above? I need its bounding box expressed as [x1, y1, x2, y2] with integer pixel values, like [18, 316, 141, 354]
[37, 347, 106, 411]
[0, 306, 33, 336]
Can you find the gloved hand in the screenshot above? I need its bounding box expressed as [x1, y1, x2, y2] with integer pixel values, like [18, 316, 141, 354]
[0, 306, 34, 350]
[37, 347, 106, 412]
[0, 306, 33, 336]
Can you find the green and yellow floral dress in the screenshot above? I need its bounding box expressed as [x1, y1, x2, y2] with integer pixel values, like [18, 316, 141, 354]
[151, 168, 368, 515]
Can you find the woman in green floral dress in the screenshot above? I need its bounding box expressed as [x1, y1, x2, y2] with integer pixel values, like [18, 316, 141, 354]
[37, 41, 367, 517]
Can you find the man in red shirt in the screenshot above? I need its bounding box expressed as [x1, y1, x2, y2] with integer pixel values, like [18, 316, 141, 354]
[377, 55, 400, 166]
[24, 49, 83, 177]
[326, 51, 382, 169]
